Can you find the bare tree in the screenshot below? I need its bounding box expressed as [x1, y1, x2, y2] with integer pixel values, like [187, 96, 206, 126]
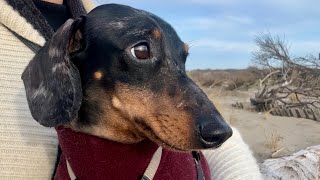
[251, 33, 320, 111]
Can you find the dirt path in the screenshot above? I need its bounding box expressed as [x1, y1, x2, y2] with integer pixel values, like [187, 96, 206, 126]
[204, 87, 320, 162]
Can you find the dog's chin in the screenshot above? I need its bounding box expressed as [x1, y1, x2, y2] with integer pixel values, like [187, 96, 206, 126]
[134, 120, 202, 152]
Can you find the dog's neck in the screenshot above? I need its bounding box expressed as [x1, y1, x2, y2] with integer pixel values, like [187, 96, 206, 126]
[55, 126, 159, 178]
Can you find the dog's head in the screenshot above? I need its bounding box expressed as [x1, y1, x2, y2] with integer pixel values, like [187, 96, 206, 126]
[22, 4, 232, 150]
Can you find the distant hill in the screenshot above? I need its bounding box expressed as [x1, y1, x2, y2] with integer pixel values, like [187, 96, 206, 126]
[188, 67, 266, 90]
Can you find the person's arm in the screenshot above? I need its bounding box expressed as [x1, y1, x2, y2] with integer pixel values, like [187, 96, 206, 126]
[42, 0, 63, 4]
[202, 127, 262, 180]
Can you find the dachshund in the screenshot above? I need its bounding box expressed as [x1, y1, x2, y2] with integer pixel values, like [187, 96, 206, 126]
[22, 4, 232, 179]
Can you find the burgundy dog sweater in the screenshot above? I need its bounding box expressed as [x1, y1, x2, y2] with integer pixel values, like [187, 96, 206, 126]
[54, 127, 211, 179]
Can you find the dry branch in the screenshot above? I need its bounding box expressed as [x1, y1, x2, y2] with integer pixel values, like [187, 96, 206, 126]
[260, 145, 320, 180]
[251, 33, 320, 111]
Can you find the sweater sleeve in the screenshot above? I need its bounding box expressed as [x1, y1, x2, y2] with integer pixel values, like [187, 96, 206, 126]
[81, 0, 96, 12]
[202, 127, 262, 180]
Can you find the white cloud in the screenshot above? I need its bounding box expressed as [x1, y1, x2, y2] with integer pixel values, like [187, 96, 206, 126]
[265, 0, 320, 10]
[99, 0, 242, 5]
[96, 0, 320, 10]
[176, 15, 253, 31]
[291, 41, 320, 56]
[191, 39, 320, 54]
[188, 0, 241, 5]
[225, 15, 253, 24]
[186, 0, 320, 9]
[192, 39, 255, 53]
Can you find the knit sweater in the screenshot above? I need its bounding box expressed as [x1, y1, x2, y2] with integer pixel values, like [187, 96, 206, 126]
[0, 0, 94, 179]
[203, 128, 263, 180]
[0, 0, 262, 179]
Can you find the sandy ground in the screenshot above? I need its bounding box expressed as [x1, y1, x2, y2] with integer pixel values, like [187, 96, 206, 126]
[203, 87, 320, 162]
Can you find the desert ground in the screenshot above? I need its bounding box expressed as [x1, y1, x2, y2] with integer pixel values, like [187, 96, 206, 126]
[203, 86, 320, 163]
[188, 69, 320, 163]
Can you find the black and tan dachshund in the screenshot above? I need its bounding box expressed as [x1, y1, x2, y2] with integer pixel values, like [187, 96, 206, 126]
[22, 4, 232, 177]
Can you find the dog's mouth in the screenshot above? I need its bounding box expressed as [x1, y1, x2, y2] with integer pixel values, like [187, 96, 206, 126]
[133, 118, 187, 151]
[131, 115, 232, 151]
[199, 135, 223, 149]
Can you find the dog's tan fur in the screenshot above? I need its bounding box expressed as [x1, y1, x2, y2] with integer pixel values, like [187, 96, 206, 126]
[70, 82, 197, 150]
[152, 29, 162, 40]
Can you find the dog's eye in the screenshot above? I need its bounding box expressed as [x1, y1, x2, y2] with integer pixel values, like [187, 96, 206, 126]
[130, 43, 150, 60]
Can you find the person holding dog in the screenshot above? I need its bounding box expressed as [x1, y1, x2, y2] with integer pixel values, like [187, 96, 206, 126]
[0, 0, 262, 179]
[0, 0, 94, 178]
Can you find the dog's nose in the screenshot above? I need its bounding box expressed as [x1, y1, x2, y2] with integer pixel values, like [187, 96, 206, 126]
[199, 119, 233, 148]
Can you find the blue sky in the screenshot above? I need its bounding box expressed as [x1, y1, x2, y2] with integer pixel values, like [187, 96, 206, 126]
[94, 0, 320, 70]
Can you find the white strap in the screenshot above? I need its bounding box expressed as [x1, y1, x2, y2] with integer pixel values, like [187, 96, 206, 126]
[142, 146, 163, 180]
[66, 160, 77, 180]
[65, 146, 163, 180]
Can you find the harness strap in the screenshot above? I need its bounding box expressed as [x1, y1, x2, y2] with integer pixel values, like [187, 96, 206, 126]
[65, 146, 163, 180]
[65, 148, 206, 180]
[141, 146, 163, 180]
[66, 160, 77, 180]
[3, 24, 41, 53]
[192, 151, 206, 180]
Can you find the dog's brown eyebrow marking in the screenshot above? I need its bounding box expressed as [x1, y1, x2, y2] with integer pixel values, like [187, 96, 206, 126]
[183, 43, 190, 54]
[152, 29, 161, 39]
[94, 71, 103, 80]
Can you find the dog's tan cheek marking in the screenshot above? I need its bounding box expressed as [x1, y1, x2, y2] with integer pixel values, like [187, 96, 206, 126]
[93, 71, 103, 80]
[112, 96, 123, 110]
[152, 29, 161, 40]
[115, 84, 196, 149]
[82, 83, 196, 149]
[152, 105, 194, 148]
[74, 85, 144, 144]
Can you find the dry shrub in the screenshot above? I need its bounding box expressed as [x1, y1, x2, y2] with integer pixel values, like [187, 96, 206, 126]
[262, 109, 273, 120]
[264, 130, 283, 156]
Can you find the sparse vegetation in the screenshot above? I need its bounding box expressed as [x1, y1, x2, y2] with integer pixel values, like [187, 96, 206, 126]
[188, 67, 265, 90]
[186, 33, 320, 165]
[264, 130, 283, 158]
[193, 69, 320, 163]
[251, 33, 320, 111]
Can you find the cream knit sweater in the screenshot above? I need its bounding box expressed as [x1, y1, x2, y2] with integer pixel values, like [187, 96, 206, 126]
[0, 0, 94, 179]
[0, 1, 262, 179]
[203, 128, 263, 180]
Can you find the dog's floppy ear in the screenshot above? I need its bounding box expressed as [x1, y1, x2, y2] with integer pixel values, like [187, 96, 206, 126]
[21, 18, 86, 127]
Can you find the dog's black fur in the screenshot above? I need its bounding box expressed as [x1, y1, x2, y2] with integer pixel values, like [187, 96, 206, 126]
[22, 4, 232, 150]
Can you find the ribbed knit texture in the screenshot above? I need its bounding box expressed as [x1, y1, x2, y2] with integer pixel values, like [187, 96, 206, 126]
[203, 127, 263, 180]
[0, 0, 46, 46]
[5, 0, 55, 41]
[0, 0, 92, 179]
[0, 24, 58, 179]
